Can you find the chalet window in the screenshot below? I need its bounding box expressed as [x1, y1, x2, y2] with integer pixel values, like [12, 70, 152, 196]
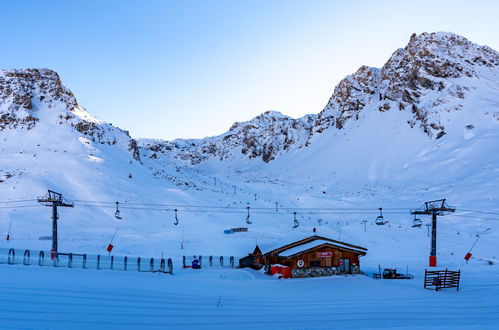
[309, 260, 321, 267]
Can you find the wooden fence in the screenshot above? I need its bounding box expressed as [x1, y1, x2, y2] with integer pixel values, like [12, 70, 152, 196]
[424, 268, 460, 291]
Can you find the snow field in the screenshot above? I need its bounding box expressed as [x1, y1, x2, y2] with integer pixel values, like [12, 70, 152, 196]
[0, 264, 498, 329]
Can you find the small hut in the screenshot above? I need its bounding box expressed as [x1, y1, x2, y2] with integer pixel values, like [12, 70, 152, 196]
[240, 235, 367, 277]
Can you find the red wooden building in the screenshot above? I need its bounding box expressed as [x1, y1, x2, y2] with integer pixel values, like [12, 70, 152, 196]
[240, 235, 367, 277]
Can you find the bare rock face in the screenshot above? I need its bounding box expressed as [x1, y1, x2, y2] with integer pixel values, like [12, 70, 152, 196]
[378, 32, 499, 138]
[142, 111, 317, 164]
[0, 68, 77, 130]
[316, 32, 499, 139]
[318, 66, 381, 130]
[3, 32, 498, 166]
[144, 32, 499, 165]
[0, 68, 141, 162]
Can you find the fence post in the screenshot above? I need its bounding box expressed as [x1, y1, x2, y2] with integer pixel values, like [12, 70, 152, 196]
[97, 255, 101, 270]
[149, 258, 154, 272]
[183, 256, 186, 268]
[23, 250, 30, 266]
[168, 258, 173, 275]
[220, 256, 224, 267]
[209, 256, 213, 266]
[82, 254, 87, 269]
[124, 256, 128, 271]
[68, 253, 73, 268]
[230, 256, 234, 267]
[53, 252, 59, 267]
[8, 248, 15, 264]
[110, 256, 114, 270]
[38, 251, 44, 266]
[137, 257, 141, 272]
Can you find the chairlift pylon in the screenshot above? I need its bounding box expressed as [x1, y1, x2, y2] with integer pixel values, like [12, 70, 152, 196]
[375, 207, 386, 225]
[292, 212, 299, 228]
[412, 214, 422, 228]
[246, 206, 252, 225]
[174, 209, 179, 226]
[114, 202, 122, 220]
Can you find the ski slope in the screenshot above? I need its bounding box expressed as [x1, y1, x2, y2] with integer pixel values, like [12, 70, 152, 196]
[0, 264, 498, 329]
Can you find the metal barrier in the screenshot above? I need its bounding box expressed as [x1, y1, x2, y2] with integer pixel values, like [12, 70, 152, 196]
[23, 250, 30, 266]
[39, 251, 44, 266]
[2, 248, 239, 273]
[168, 258, 173, 274]
[8, 249, 15, 264]
[182, 255, 236, 269]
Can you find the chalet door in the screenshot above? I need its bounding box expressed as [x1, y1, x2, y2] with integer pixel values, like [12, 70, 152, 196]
[339, 259, 351, 273]
[343, 259, 351, 273]
[324, 257, 332, 267]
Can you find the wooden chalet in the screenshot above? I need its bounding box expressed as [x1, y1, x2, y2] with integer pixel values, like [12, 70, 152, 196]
[239, 235, 367, 276]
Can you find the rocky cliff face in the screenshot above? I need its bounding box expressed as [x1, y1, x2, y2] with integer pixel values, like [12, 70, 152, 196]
[0, 68, 141, 162]
[142, 111, 317, 165]
[2, 32, 498, 167]
[144, 32, 499, 164]
[317, 32, 499, 139]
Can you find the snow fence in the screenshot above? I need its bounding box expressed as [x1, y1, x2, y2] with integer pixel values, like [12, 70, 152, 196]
[182, 255, 235, 268]
[0, 247, 173, 274]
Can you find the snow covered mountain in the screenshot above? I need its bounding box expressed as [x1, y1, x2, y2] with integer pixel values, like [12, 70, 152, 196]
[142, 32, 499, 165]
[1, 32, 498, 266]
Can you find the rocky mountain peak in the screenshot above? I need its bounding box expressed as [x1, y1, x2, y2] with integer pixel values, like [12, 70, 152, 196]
[0, 68, 80, 130]
[0, 68, 142, 162]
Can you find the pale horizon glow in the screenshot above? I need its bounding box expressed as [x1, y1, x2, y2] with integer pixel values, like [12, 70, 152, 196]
[0, 0, 498, 140]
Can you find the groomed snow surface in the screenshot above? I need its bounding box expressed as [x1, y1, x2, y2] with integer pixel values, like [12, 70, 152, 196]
[0, 263, 498, 329]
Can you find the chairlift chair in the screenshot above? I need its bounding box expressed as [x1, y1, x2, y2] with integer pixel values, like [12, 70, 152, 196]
[246, 206, 252, 225]
[173, 209, 179, 226]
[375, 207, 386, 225]
[114, 202, 123, 220]
[412, 215, 422, 228]
[292, 212, 299, 228]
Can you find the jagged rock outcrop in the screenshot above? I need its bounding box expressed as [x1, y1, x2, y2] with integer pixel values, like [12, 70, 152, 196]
[145, 32, 499, 164]
[0, 68, 141, 162]
[2, 32, 498, 166]
[142, 111, 317, 164]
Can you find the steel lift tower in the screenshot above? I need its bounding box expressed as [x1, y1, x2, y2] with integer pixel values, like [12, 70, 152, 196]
[38, 190, 74, 259]
[412, 199, 455, 267]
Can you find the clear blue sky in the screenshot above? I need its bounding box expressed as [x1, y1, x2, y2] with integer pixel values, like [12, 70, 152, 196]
[1, 0, 498, 140]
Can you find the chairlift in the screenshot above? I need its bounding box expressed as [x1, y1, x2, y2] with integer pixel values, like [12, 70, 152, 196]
[174, 209, 179, 226]
[375, 207, 386, 225]
[246, 206, 252, 225]
[114, 202, 122, 220]
[292, 212, 299, 228]
[412, 214, 422, 228]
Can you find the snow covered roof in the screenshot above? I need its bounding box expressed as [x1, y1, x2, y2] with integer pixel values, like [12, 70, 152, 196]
[262, 235, 367, 258]
[279, 239, 366, 257]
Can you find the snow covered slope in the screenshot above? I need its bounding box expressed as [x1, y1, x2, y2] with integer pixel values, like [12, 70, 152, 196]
[0, 32, 498, 270]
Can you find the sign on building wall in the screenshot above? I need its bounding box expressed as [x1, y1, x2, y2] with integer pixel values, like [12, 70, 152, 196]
[318, 252, 332, 258]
